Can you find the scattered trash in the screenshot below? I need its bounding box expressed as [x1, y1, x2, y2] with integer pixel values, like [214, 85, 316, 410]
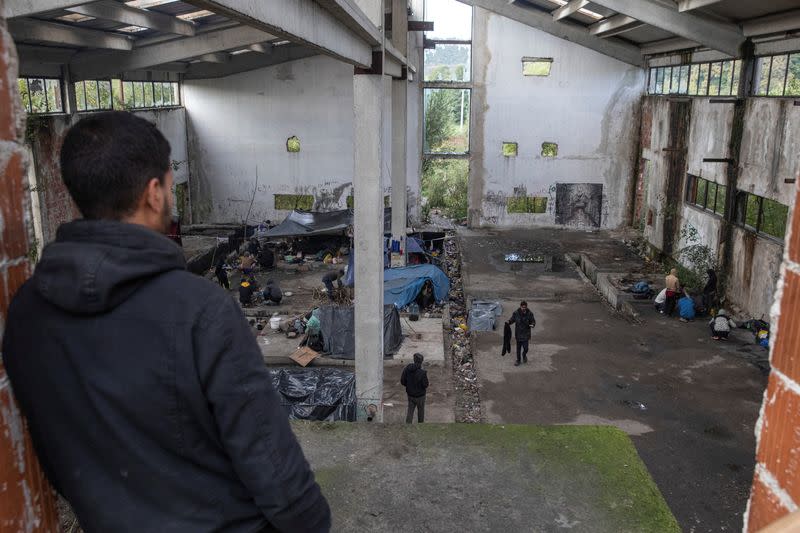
[622, 400, 647, 411]
[290, 346, 320, 367]
[268, 367, 356, 421]
[504, 253, 546, 263]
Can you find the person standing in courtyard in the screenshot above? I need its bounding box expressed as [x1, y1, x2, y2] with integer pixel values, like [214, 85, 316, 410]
[664, 268, 681, 317]
[401, 353, 429, 423]
[506, 301, 536, 366]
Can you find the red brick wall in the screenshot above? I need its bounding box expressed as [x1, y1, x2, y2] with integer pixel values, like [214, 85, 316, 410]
[0, 4, 60, 531]
[746, 183, 800, 530]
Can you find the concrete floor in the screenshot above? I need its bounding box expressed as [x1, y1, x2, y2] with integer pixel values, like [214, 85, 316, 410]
[460, 227, 768, 533]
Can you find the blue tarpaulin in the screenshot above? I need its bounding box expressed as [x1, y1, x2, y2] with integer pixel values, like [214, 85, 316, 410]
[383, 264, 450, 309]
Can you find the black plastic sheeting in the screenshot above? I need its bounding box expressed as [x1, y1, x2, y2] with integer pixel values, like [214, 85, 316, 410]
[318, 304, 402, 359]
[268, 368, 356, 421]
[264, 208, 391, 238]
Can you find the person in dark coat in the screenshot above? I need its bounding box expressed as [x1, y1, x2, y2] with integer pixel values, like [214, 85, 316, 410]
[214, 256, 229, 289]
[506, 301, 536, 366]
[703, 268, 717, 313]
[322, 269, 344, 301]
[1, 112, 330, 533]
[258, 245, 275, 270]
[239, 277, 257, 306]
[247, 237, 261, 256]
[262, 279, 283, 305]
[401, 353, 429, 423]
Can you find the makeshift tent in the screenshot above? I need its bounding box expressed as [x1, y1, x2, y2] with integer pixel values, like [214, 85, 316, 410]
[268, 368, 356, 421]
[318, 304, 402, 359]
[264, 208, 391, 238]
[383, 264, 450, 309]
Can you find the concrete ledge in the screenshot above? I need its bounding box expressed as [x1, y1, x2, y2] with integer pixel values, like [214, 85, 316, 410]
[293, 422, 679, 532]
[570, 254, 641, 322]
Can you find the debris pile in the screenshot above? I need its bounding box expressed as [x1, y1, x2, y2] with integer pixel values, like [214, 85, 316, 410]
[444, 233, 482, 423]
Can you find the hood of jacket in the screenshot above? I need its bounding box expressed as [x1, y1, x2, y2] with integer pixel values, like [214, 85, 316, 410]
[33, 220, 186, 315]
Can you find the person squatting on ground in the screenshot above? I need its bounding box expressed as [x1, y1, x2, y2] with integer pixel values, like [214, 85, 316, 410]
[401, 353, 429, 423]
[2, 111, 330, 533]
[710, 309, 737, 340]
[678, 290, 696, 322]
[322, 269, 344, 301]
[654, 287, 667, 313]
[664, 268, 681, 316]
[506, 301, 536, 367]
[262, 279, 282, 305]
[239, 276, 258, 306]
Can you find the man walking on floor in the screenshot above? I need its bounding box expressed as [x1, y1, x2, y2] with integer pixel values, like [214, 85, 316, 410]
[401, 353, 429, 423]
[2, 112, 330, 533]
[506, 301, 536, 366]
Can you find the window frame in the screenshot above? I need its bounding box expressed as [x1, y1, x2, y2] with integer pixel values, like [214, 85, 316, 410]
[18, 77, 65, 115]
[685, 174, 727, 217]
[753, 51, 800, 97]
[647, 59, 740, 97]
[734, 190, 789, 241]
[74, 79, 182, 112]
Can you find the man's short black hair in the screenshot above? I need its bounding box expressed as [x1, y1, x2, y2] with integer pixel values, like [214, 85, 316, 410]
[60, 111, 171, 220]
[413, 353, 424, 365]
[520, 301, 528, 307]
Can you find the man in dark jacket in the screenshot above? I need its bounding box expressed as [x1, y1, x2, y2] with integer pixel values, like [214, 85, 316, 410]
[506, 301, 536, 366]
[1, 112, 330, 533]
[262, 279, 283, 305]
[400, 353, 429, 423]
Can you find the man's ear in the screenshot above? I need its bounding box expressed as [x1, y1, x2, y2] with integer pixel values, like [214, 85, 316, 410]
[143, 177, 163, 211]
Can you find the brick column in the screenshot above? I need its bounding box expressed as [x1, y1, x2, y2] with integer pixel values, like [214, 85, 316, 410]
[746, 180, 800, 530]
[0, 2, 60, 530]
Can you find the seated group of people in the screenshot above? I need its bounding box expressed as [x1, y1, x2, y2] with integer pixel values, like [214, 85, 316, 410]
[653, 268, 734, 340]
[239, 277, 283, 307]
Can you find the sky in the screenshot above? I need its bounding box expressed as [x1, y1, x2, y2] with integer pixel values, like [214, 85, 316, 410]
[425, 0, 472, 40]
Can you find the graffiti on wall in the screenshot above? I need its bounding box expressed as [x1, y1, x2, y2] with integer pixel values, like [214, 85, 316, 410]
[555, 183, 603, 228]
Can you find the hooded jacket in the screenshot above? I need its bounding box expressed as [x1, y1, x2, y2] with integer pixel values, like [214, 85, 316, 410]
[2, 220, 330, 533]
[400, 363, 429, 398]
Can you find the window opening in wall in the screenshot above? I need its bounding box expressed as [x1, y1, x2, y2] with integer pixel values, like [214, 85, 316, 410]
[735, 191, 789, 239]
[17, 77, 64, 114]
[541, 142, 558, 157]
[274, 194, 313, 211]
[507, 196, 547, 214]
[502, 142, 518, 157]
[754, 53, 800, 97]
[522, 57, 553, 77]
[648, 59, 740, 96]
[74, 79, 181, 112]
[346, 196, 390, 208]
[424, 88, 470, 154]
[686, 174, 727, 216]
[421, 158, 469, 220]
[425, 44, 471, 82]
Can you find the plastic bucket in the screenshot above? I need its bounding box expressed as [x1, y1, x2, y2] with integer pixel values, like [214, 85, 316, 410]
[269, 316, 282, 330]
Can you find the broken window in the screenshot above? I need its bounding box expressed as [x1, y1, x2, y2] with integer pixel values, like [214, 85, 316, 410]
[522, 58, 553, 77]
[274, 194, 313, 211]
[425, 44, 471, 82]
[755, 53, 800, 97]
[541, 142, 558, 157]
[735, 191, 788, 239]
[647, 59, 740, 96]
[424, 88, 470, 154]
[17, 77, 64, 114]
[502, 142, 518, 157]
[507, 196, 547, 214]
[686, 175, 726, 216]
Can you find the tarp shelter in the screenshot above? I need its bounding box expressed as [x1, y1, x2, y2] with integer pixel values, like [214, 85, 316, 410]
[268, 368, 356, 421]
[264, 208, 391, 238]
[318, 305, 402, 359]
[383, 264, 450, 309]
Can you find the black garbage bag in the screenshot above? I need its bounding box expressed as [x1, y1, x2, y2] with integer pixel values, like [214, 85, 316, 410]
[268, 368, 356, 421]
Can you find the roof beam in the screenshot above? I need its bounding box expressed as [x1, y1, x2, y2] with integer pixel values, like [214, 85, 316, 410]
[183, 43, 318, 79]
[742, 9, 800, 38]
[586, 0, 744, 56]
[8, 18, 133, 50]
[195, 52, 229, 63]
[455, 0, 643, 66]
[589, 15, 644, 37]
[3, 0, 89, 18]
[677, 0, 723, 12]
[640, 37, 699, 56]
[248, 42, 273, 54]
[552, 0, 589, 21]
[314, 0, 382, 46]
[182, 0, 373, 68]
[69, 25, 274, 80]
[67, 0, 196, 36]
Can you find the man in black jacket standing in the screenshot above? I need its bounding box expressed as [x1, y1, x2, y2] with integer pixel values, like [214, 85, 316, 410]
[506, 301, 536, 367]
[2, 112, 330, 533]
[401, 353, 429, 423]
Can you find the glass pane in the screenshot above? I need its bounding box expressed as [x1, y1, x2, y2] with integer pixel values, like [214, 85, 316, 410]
[731, 60, 741, 96]
[719, 61, 732, 95]
[663, 67, 673, 92]
[696, 178, 707, 207]
[760, 199, 789, 239]
[716, 185, 727, 216]
[425, 0, 472, 40]
[84, 80, 99, 110]
[769, 54, 788, 96]
[521, 58, 552, 77]
[756, 56, 771, 95]
[706, 181, 718, 210]
[98, 80, 112, 109]
[697, 63, 710, 95]
[671, 67, 681, 94]
[123, 81, 134, 108]
[75, 81, 86, 111]
[143, 82, 154, 107]
[28, 78, 46, 113]
[655, 68, 664, 93]
[424, 88, 470, 154]
[18, 79, 31, 112]
[153, 82, 163, 106]
[708, 62, 721, 96]
[111, 79, 123, 110]
[745, 194, 760, 228]
[161, 82, 171, 105]
[46, 79, 62, 112]
[787, 53, 800, 96]
[133, 82, 144, 107]
[678, 65, 689, 94]
[689, 64, 700, 95]
[425, 43, 471, 81]
[421, 158, 469, 219]
[648, 68, 656, 93]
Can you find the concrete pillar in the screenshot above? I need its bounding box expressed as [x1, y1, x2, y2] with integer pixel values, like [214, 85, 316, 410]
[390, 0, 408, 254]
[353, 2, 385, 422]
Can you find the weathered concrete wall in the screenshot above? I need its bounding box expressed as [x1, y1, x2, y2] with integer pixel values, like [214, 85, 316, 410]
[640, 97, 671, 251]
[469, 7, 645, 229]
[25, 108, 188, 243]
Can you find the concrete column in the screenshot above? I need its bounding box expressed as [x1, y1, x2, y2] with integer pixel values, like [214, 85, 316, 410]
[390, 0, 409, 253]
[353, 0, 385, 420]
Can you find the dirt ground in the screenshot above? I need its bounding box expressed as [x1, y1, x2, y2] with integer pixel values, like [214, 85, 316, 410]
[459, 226, 768, 533]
